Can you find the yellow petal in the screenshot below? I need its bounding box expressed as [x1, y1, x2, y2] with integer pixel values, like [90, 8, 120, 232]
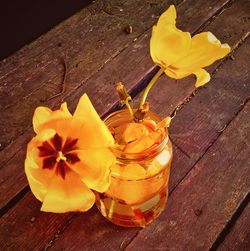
[174, 32, 231, 71]
[151, 27, 191, 67]
[122, 122, 149, 143]
[33, 103, 72, 134]
[164, 65, 190, 79]
[25, 129, 58, 200]
[157, 5, 176, 27]
[150, 5, 191, 67]
[73, 94, 114, 148]
[142, 119, 157, 131]
[70, 148, 115, 192]
[147, 148, 172, 176]
[111, 163, 146, 180]
[106, 163, 168, 205]
[34, 116, 109, 150]
[124, 131, 162, 153]
[25, 148, 54, 201]
[194, 68, 211, 87]
[150, 6, 231, 84]
[150, 26, 165, 67]
[150, 8, 176, 66]
[27, 129, 56, 152]
[41, 171, 95, 213]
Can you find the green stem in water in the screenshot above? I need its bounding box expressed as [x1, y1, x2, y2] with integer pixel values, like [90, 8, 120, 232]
[108, 199, 115, 219]
[140, 67, 165, 107]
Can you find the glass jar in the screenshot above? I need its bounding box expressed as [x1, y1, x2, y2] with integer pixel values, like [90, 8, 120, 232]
[95, 109, 173, 227]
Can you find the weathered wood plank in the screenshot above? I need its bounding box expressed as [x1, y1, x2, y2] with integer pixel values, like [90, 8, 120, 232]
[217, 201, 250, 251]
[0, 0, 230, 156]
[0, 0, 180, 150]
[0, 1, 240, 250]
[0, 0, 234, 210]
[0, 193, 74, 251]
[42, 4, 250, 251]
[0, 145, 188, 251]
[126, 101, 250, 251]
[169, 46, 250, 158]
[42, 147, 189, 251]
[49, 10, 250, 250]
[0, 0, 180, 208]
[134, 0, 250, 190]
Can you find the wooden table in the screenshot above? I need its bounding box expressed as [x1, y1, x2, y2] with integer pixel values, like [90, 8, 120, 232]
[0, 1, 249, 250]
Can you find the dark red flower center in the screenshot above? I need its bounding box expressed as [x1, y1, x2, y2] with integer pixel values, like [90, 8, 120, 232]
[38, 133, 80, 179]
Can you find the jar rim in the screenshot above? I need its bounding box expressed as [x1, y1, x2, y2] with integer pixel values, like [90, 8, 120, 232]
[104, 109, 169, 161]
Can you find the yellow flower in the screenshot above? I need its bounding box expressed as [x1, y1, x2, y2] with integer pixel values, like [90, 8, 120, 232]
[25, 94, 115, 213]
[150, 5, 231, 87]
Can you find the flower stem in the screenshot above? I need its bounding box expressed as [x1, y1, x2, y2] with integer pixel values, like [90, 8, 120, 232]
[108, 199, 115, 219]
[116, 82, 134, 119]
[140, 67, 165, 107]
[125, 98, 134, 119]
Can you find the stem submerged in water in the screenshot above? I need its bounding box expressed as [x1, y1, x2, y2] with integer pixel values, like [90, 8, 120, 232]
[140, 67, 165, 107]
[108, 199, 115, 219]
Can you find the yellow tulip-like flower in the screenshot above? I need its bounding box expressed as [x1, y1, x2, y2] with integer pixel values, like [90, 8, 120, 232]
[150, 5, 231, 87]
[25, 94, 115, 213]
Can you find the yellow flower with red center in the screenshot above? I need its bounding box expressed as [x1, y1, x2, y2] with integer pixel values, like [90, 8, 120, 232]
[25, 94, 115, 213]
[150, 5, 231, 87]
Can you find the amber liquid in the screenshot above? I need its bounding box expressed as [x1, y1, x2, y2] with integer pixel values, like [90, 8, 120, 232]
[96, 109, 173, 227]
[96, 184, 168, 227]
[95, 157, 171, 227]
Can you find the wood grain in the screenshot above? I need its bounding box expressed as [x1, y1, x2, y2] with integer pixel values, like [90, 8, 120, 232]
[0, 145, 188, 251]
[0, 0, 180, 150]
[133, 0, 250, 192]
[0, 193, 74, 251]
[48, 4, 250, 251]
[0, 1, 239, 250]
[217, 202, 250, 251]
[0, 0, 230, 157]
[0, 0, 234, 210]
[0, 1, 249, 250]
[49, 13, 250, 251]
[0, 0, 180, 209]
[126, 99, 250, 251]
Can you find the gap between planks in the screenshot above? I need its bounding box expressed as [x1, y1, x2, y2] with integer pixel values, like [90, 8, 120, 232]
[0, 0, 185, 165]
[0, 186, 29, 218]
[0, 0, 181, 152]
[0, 1, 247, 249]
[0, 0, 193, 212]
[44, 3, 250, 250]
[210, 192, 250, 251]
[0, 0, 233, 155]
[0, 0, 241, 219]
[133, 30, 250, 162]
[161, 31, 250, 132]
[195, 0, 237, 34]
[124, 98, 250, 250]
